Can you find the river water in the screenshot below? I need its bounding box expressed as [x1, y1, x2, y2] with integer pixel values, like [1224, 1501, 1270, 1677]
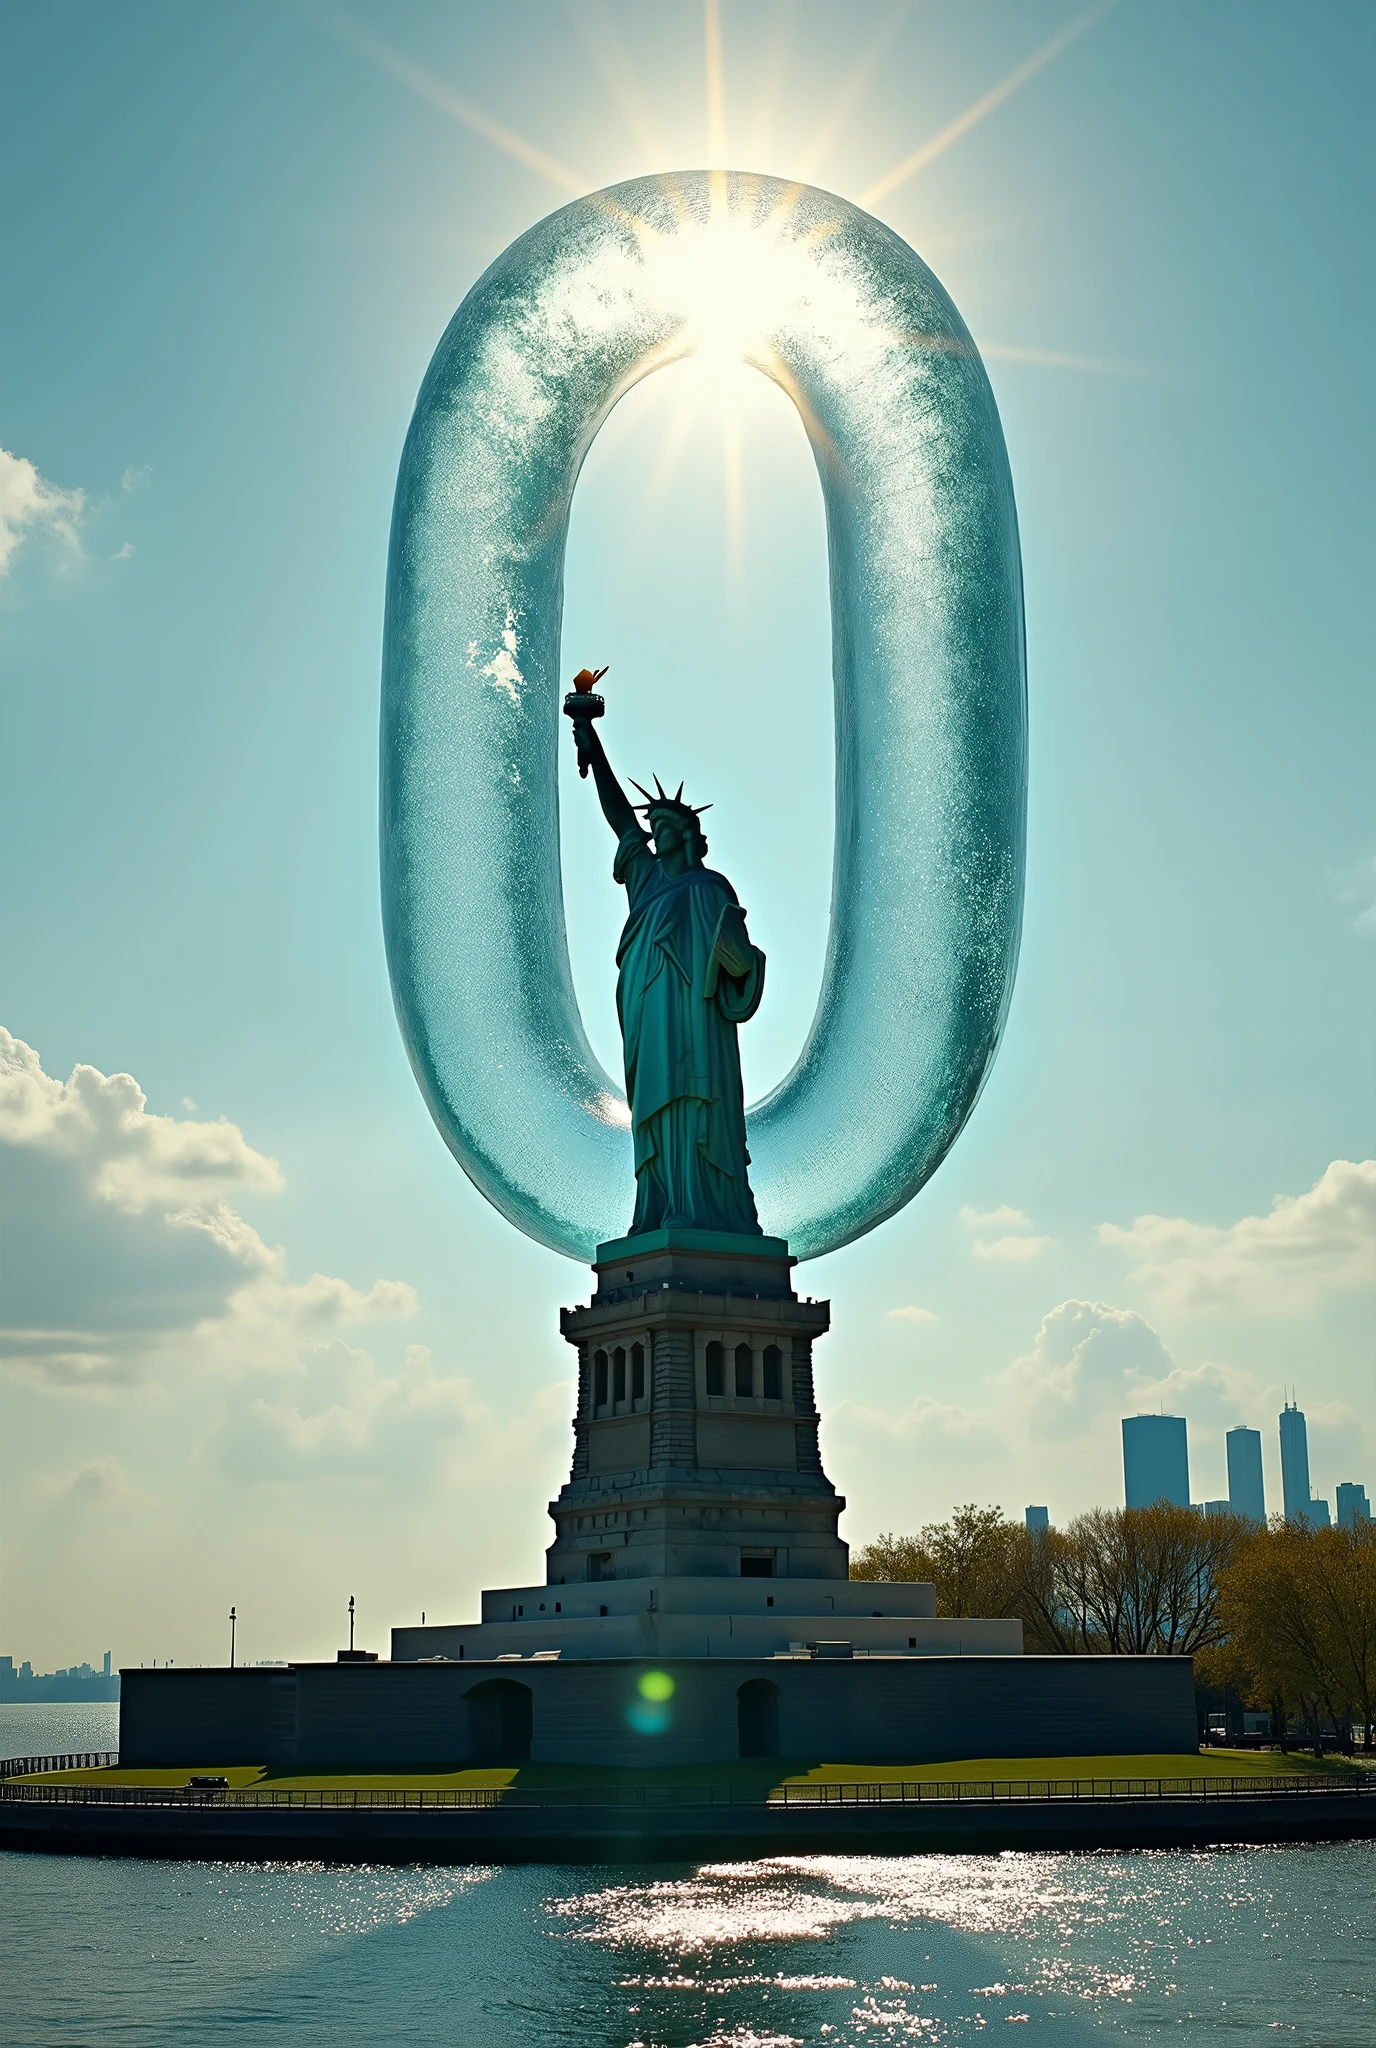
[3, 1706, 1372, 2046]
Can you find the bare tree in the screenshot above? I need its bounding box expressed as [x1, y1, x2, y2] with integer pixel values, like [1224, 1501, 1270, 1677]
[856, 1501, 1246, 1658]
[1049, 1503, 1244, 1655]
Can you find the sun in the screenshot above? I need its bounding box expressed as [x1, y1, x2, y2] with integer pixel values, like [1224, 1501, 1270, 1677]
[326, 2, 1128, 563]
[637, 205, 795, 376]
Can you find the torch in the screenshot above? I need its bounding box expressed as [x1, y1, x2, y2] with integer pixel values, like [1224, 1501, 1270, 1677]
[563, 666, 608, 777]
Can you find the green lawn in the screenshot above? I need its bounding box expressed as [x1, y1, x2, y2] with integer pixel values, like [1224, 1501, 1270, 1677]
[22, 1748, 1363, 1792]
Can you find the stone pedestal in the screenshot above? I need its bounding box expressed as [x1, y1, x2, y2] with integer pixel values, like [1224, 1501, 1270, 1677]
[545, 1229, 845, 1586]
[114, 1241, 1207, 1776]
[382, 1231, 1031, 1757]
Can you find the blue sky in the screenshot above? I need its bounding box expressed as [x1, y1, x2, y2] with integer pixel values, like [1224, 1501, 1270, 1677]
[2, 0, 1372, 1669]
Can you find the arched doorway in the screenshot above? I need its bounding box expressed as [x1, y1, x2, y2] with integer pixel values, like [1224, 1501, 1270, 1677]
[465, 1679, 533, 1764]
[737, 1678, 780, 1759]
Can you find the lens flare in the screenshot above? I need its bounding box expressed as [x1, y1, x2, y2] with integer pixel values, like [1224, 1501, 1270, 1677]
[626, 1667, 676, 1734]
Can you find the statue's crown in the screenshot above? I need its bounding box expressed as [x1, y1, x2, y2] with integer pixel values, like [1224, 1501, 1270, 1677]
[629, 777, 712, 824]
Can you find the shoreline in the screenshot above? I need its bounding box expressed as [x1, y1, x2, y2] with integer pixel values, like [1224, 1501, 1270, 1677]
[5, 1772, 1372, 1864]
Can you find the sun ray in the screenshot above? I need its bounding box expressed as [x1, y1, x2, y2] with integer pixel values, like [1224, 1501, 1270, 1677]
[860, 0, 1117, 208]
[316, 4, 589, 197]
[895, 327, 1158, 379]
[980, 340, 1160, 378]
[792, 3, 910, 184]
[735, 0, 796, 173]
[722, 393, 745, 584]
[566, 1, 666, 166]
[587, 367, 680, 464]
[704, 0, 728, 168]
[644, 391, 702, 512]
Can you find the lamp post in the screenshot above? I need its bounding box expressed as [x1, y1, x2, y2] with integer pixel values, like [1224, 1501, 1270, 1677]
[229, 1605, 237, 1669]
[348, 1595, 355, 1653]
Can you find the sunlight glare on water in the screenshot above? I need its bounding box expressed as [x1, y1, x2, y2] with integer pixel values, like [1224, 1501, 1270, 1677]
[2, 1842, 1372, 2045]
[548, 1848, 1373, 2042]
[554, 1853, 1094, 1949]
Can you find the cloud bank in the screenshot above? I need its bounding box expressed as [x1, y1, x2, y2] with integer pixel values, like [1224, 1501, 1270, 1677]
[0, 447, 85, 573]
[1099, 1158, 1376, 1313]
[2, 1032, 574, 1668]
[0, 1027, 415, 1398]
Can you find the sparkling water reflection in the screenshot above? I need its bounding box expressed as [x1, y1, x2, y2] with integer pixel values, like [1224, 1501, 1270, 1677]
[2, 1841, 1371, 2044]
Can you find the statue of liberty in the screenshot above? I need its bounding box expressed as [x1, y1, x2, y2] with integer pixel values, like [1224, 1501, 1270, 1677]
[566, 670, 765, 1240]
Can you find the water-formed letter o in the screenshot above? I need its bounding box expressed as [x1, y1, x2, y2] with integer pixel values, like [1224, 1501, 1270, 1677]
[382, 171, 1026, 1262]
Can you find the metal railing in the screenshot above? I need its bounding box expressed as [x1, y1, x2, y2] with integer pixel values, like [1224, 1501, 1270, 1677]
[0, 1752, 118, 1780]
[0, 1771, 1369, 1814]
[768, 1774, 1374, 1806]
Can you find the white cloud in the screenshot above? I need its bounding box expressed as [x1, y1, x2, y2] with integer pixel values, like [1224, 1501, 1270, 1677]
[0, 1030, 416, 1398]
[982, 1302, 1277, 1466]
[185, 1214, 418, 1383]
[36, 1457, 146, 1507]
[972, 1233, 1051, 1263]
[1328, 850, 1376, 935]
[958, 1202, 1049, 1261]
[0, 1036, 585, 1663]
[2, 1333, 147, 1395]
[998, 1300, 1268, 1444]
[999, 1299, 1178, 1430]
[829, 1297, 1290, 1531]
[0, 1027, 283, 1214]
[1098, 1159, 1376, 1314]
[110, 541, 135, 561]
[219, 1342, 481, 1480]
[168, 1200, 278, 1266]
[1128, 1356, 1271, 1431]
[832, 1388, 984, 1445]
[0, 446, 85, 573]
[887, 1305, 938, 1323]
[121, 464, 152, 494]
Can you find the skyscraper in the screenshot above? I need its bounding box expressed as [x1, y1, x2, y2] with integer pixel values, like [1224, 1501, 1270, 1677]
[1025, 1505, 1049, 1534]
[1279, 1401, 1311, 1522]
[1226, 1426, 1266, 1524]
[1336, 1483, 1372, 1529]
[1279, 1401, 1332, 1526]
[1122, 1414, 1190, 1509]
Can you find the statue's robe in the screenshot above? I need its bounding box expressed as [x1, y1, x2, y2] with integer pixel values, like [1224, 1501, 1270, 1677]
[613, 825, 765, 1237]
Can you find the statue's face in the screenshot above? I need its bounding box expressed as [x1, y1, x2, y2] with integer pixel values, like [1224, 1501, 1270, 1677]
[650, 810, 685, 856]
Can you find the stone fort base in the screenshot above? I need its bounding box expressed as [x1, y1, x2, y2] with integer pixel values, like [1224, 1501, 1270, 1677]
[117, 1652, 1197, 1772]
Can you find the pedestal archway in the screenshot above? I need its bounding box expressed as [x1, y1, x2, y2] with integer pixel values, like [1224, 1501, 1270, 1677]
[737, 1678, 780, 1759]
[465, 1679, 533, 1764]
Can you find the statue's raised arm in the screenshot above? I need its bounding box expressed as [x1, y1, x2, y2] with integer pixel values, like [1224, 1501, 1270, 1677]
[577, 727, 636, 841]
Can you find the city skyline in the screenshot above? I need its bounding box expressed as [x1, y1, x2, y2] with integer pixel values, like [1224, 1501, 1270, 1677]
[1111, 1395, 1370, 1527]
[0, 1651, 118, 1704]
[3, 1, 1373, 1669]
